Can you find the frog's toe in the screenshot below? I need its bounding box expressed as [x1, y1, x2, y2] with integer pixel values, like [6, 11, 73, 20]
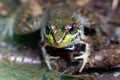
[74, 52, 89, 72]
[44, 55, 59, 70]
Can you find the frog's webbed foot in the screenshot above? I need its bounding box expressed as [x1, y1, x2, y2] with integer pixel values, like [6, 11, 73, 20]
[74, 40, 90, 72]
[74, 51, 89, 72]
[41, 46, 59, 70]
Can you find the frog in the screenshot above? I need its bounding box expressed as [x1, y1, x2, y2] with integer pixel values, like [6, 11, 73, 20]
[39, 4, 93, 72]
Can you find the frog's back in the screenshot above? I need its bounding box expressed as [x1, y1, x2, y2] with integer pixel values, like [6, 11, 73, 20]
[47, 5, 74, 27]
[46, 4, 99, 27]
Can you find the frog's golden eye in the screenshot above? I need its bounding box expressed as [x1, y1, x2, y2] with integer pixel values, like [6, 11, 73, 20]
[45, 26, 51, 34]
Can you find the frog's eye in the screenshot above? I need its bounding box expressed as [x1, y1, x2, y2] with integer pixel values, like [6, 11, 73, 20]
[45, 26, 50, 34]
[69, 26, 74, 33]
[64, 25, 74, 33]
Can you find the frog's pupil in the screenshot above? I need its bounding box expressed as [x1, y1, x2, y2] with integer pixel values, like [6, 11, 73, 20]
[69, 26, 74, 33]
[45, 26, 50, 34]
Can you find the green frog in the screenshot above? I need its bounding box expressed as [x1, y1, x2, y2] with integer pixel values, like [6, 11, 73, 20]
[39, 4, 93, 72]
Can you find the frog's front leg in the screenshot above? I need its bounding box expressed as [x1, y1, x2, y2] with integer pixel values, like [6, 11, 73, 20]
[41, 45, 59, 70]
[74, 40, 90, 72]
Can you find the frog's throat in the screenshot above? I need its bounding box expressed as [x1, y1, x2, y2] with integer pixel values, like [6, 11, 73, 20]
[45, 30, 80, 48]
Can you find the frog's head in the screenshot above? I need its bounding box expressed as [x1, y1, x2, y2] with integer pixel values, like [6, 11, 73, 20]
[44, 7, 84, 48]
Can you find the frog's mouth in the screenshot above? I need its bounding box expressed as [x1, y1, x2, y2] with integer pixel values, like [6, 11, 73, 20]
[45, 30, 80, 48]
